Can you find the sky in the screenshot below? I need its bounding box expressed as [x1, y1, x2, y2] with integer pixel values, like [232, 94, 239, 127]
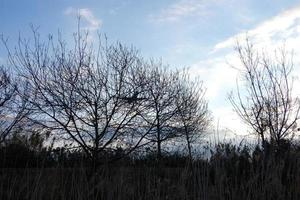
[1, 0, 300, 139]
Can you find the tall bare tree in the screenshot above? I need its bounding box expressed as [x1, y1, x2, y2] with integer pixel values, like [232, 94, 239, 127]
[4, 28, 148, 164]
[229, 39, 300, 147]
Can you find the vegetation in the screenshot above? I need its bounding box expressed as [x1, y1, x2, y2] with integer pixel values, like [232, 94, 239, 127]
[0, 28, 299, 199]
[1, 136, 300, 200]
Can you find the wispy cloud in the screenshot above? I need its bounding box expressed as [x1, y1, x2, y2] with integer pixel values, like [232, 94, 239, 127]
[150, 0, 220, 22]
[213, 5, 300, 51]
[64, 7, 102, 31]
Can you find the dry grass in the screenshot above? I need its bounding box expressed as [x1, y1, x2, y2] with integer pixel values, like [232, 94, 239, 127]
[0, 153, 299, 200]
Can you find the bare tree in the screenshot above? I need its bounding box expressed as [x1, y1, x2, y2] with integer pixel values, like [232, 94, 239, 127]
[3, 28, 148, 165]
[175, 71, 211, 160]
[141, 61, 181, 159]
[229, 39, 300, 148]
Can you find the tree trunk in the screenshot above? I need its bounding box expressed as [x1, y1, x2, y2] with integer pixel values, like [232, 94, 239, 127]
[184, 126, 192, 161]
[187, 139, 192, 161]
[157, 139, 162, 160]
[156, 113, 162, 160]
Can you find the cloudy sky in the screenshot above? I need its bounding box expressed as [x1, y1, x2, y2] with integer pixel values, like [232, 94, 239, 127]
[1, 0, 300, 137]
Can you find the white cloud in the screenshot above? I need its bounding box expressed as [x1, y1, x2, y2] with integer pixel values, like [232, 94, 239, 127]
[189, 57, 237, 99]
[190, 5, 300, 135]
[189, 56, 245, 134]
[64, 7, 102, 31]
[150, 0, 220, 22]
[213, 6, 300, 51]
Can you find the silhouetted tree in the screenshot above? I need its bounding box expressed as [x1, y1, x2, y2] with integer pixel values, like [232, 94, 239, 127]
[229, 39, 300, 148]
[175, 70, 211, 160]
[4, 28, 148, 166]
[141, 62, 181, 159]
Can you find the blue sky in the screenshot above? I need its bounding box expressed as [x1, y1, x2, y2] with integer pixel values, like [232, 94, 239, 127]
[1, 0, 300, 136]
[1, 0, 299, 66]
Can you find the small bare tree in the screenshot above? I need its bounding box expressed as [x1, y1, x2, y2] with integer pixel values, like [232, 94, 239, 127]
[175, 71, 211, 160]
[229, 39, 300, 147]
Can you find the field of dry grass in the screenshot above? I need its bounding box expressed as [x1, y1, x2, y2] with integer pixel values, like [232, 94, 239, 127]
[1, 143, 300, 200]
